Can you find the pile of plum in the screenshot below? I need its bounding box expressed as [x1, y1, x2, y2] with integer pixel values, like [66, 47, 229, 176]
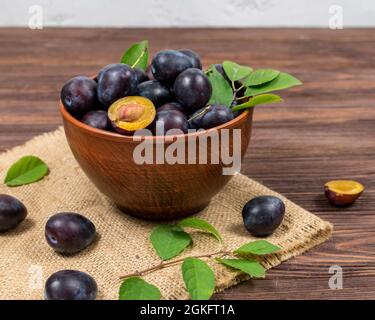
[61, 49, 235, 135]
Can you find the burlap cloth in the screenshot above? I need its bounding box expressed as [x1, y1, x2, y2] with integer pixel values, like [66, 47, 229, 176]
[0, 127, 332, 300]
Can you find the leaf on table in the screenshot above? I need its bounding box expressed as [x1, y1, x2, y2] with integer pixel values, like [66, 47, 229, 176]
[120, 40, 149, 70]
[234, 240, 281, 256]
[245, 72, 302, 96]
[182, 258, 215, 300]
[119, 277, 161, 300]
[4, 155, 49, 187]
[216, 258, 266, 278]
[150, 225, 192, 260]
[222, 60, 252, 82]
[177, 217, 223, 242]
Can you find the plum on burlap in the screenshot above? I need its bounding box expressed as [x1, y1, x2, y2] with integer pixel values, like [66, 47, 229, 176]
[0, 128, 332, 300]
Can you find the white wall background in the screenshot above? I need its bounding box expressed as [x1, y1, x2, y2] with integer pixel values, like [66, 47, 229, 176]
[1, 0, 374, 27]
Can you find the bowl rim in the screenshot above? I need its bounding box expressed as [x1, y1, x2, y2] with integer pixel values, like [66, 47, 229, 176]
[60, 100, 250, 142]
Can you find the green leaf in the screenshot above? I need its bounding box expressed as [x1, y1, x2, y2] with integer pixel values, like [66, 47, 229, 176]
[207, 65, 233, 107]
[150, 225, 192, 260]
[245, 72, 302, 96]
[222, 61, 252, 82]
[232, 94, 282, 111]
[182, 258, 215, 300]
[178, 217, 223, 243]
[120, 40, 149, 70]
[243, 69, 280, 86]
[119, 277, 161, 300]
[216, 258, 265, 278]
[4, 155, 49, 187]
[234, 240, 281, 256]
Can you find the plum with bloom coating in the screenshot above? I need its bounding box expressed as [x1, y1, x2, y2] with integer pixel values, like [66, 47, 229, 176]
[151, 50, 193, 83]
[242, 196, 285, 237]
[190, 105, 234, 129]
[82, 110, 110, 130]
[45, 212, 96, 254]
[61, 76, 98, 117]
[174, 68, 212, 112]
[97, 63, 137, 106]
[0, 194, 27, 232]
[179, 49, 202, 69]
[45, 270, 97, 300]
[154, 110, 189, 135]
[137, 80, 172, 108]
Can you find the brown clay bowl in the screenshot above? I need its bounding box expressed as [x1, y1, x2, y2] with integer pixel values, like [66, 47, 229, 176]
[60, 102, 253, 220]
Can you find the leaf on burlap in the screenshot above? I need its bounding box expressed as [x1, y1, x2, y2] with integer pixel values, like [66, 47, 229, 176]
[182, 258, 215, 300]
[4, 155, 49, 187]
[150, 225, 192, 260]
[119, 277, 161, 300]
[234, 240, 281, 256]
[216, 258, 266, 278]
[178, 217, 223, 242]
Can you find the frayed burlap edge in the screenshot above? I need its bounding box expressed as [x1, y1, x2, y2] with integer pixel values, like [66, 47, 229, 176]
[0, 127, 333, 300]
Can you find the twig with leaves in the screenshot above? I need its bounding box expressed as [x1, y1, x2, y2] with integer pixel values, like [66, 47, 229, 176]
[118, 217, 281, 300]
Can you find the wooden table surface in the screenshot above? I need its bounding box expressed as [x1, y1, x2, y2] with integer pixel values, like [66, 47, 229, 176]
[0, 28, 374, 300]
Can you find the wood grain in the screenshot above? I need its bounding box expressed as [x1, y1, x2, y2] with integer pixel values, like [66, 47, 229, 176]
[0, 28, 374, 299]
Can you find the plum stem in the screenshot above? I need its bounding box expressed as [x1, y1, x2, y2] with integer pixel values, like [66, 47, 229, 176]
[187, 105, 212, 123]
[119, 248, 231, 280]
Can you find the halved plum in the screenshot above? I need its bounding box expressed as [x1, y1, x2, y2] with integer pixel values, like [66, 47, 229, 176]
[108, 96, 156, 134]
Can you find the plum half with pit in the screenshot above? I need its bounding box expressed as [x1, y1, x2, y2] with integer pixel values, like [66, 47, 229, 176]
[242, 196, 285, 237]
[97, 63, 137, 106]
[45, 270, 97, 300]
[154, 110, 189, 135]
[190, 105, 234, 129]
[61, 76, 98, 117]
[108, 96, 156, 134]
[151, 50, 193, 83]
[137, 80, 172, 108]
[174, 68, 212, 112]
[179, 49, 202, 69]
[324, 180, 364, 206]
[45, 212, 96, 254]
[0, 194, 27, 232]
[82, 110, 110, 131]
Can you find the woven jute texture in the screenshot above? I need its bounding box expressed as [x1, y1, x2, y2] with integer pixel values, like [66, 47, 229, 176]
[0, 127, 332, 300]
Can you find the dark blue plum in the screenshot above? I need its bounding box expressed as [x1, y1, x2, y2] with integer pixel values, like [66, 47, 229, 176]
[82, 110, 110, 131]
[146, 65, 155, 80]
[134, 68, 149, 84]
[0, 194, 27, 232]
[179, 49, 202, 69]
[137, 80, 172, 108]
[45, 270, 97, 300]
[45, 212, 96, 254]
[151, 50, 193, 83]
[97, 63, 137, 106]
[157, 102, 185, 114]
[190, 104, 233, 129]
[174, 68, 212, 112]
[242, 196, 285, 237]
[61, 76, 98, 117]
[154, 110, 189, 135]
